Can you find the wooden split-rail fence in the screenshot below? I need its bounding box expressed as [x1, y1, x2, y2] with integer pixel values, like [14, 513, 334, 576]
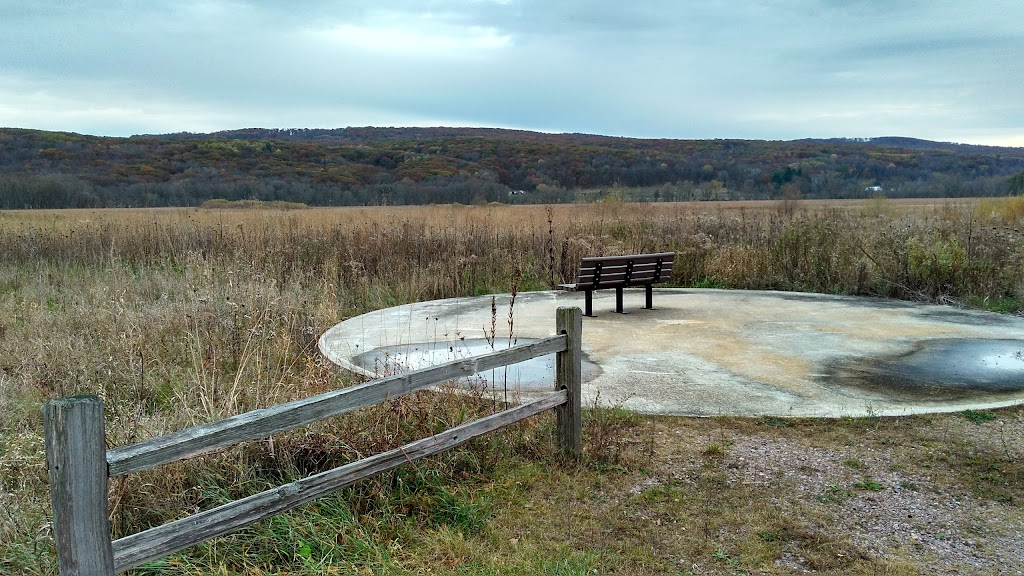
[42, 307, 584, 575]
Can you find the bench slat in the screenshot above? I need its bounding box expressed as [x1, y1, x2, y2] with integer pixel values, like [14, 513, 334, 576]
[581, 259, 667, 272]
[577, 270, 663, 282]
[577, 265, 668, 278]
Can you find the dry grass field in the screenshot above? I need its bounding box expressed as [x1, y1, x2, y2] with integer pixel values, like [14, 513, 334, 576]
[2, 197, 1024, 575]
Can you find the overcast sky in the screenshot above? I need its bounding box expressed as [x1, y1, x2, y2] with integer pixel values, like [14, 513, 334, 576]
[1, 1, 1021, 146]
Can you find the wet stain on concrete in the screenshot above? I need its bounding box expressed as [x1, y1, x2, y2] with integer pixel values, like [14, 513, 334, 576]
[773, 292, 917, 310]
[917, 308, 1012, 327]
[825, 339, 1024, 401]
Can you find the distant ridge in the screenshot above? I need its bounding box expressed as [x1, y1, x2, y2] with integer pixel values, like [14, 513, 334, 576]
[3, 126, 1023, 209]
[135, 127, 1024, 155]
[799, 136, 1022, 155]
[133, 127, 582, 144]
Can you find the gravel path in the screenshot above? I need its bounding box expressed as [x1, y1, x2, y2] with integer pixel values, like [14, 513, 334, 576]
[708, 407, 1024, 573]
[625, 413, 1024, 574]
[725, 432, 1024, 574]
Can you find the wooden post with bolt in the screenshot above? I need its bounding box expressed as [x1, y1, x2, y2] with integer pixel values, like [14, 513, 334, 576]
[555, 306, 583, 456]
[43, 395, 115, 576]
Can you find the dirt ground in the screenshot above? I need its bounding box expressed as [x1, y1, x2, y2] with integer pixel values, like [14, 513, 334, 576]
[515, 407, 1024, 575]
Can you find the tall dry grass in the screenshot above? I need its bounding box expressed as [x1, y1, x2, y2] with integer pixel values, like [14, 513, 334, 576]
[1, 198, 1023, 573]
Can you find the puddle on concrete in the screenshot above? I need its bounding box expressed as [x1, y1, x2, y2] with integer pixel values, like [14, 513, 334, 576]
[353, 337, 599, 391]
[826, 338, 1024, 401]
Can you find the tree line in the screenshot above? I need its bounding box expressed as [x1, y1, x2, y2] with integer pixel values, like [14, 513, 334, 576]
[1, 127, 1022, 209]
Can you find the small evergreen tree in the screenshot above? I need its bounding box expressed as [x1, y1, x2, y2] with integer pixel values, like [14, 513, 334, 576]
[1009, 170, 1024, 195]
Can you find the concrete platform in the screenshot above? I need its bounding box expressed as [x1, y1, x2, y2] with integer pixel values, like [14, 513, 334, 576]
[318, 289, 1024, 417]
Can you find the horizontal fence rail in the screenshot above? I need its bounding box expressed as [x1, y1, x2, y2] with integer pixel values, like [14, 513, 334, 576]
[112, 391, 567, 571]
[43, 306, 584, 576]
[107, 334, 568, 476]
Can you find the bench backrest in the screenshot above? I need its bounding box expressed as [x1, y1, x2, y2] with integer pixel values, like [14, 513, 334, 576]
[575, 252, 674, 289]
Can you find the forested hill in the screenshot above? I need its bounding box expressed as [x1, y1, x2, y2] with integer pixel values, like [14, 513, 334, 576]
[144, 128, 1022, 157]
[2, 126, 1023, 209]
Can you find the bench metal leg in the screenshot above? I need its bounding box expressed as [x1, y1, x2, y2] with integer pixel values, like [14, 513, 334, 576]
[645, 284, 654, 310]
[615, 287, 624, 313]
[584, 290, 594, 317]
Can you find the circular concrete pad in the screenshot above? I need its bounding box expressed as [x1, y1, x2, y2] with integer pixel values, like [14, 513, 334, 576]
[319, 289, 1024, 417]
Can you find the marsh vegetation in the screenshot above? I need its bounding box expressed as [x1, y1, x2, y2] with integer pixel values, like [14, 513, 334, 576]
[2, 198, 1023, 574]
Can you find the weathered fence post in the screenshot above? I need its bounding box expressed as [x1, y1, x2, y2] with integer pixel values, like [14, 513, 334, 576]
[43, 395, 115, 576]
[555, 306, 582, 456]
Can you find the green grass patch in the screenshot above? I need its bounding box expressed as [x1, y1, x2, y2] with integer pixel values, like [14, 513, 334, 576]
[852, 478, 885, 492]
[961, 410, 996, 424]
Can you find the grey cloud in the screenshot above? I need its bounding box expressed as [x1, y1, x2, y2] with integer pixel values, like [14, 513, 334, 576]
[0, 0, 1021, 143]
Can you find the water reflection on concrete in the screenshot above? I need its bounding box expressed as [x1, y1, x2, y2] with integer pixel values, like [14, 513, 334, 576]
[828, 339, 1024, 400]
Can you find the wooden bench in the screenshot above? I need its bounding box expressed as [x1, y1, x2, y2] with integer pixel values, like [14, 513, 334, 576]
[558, 252, 675, 316]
